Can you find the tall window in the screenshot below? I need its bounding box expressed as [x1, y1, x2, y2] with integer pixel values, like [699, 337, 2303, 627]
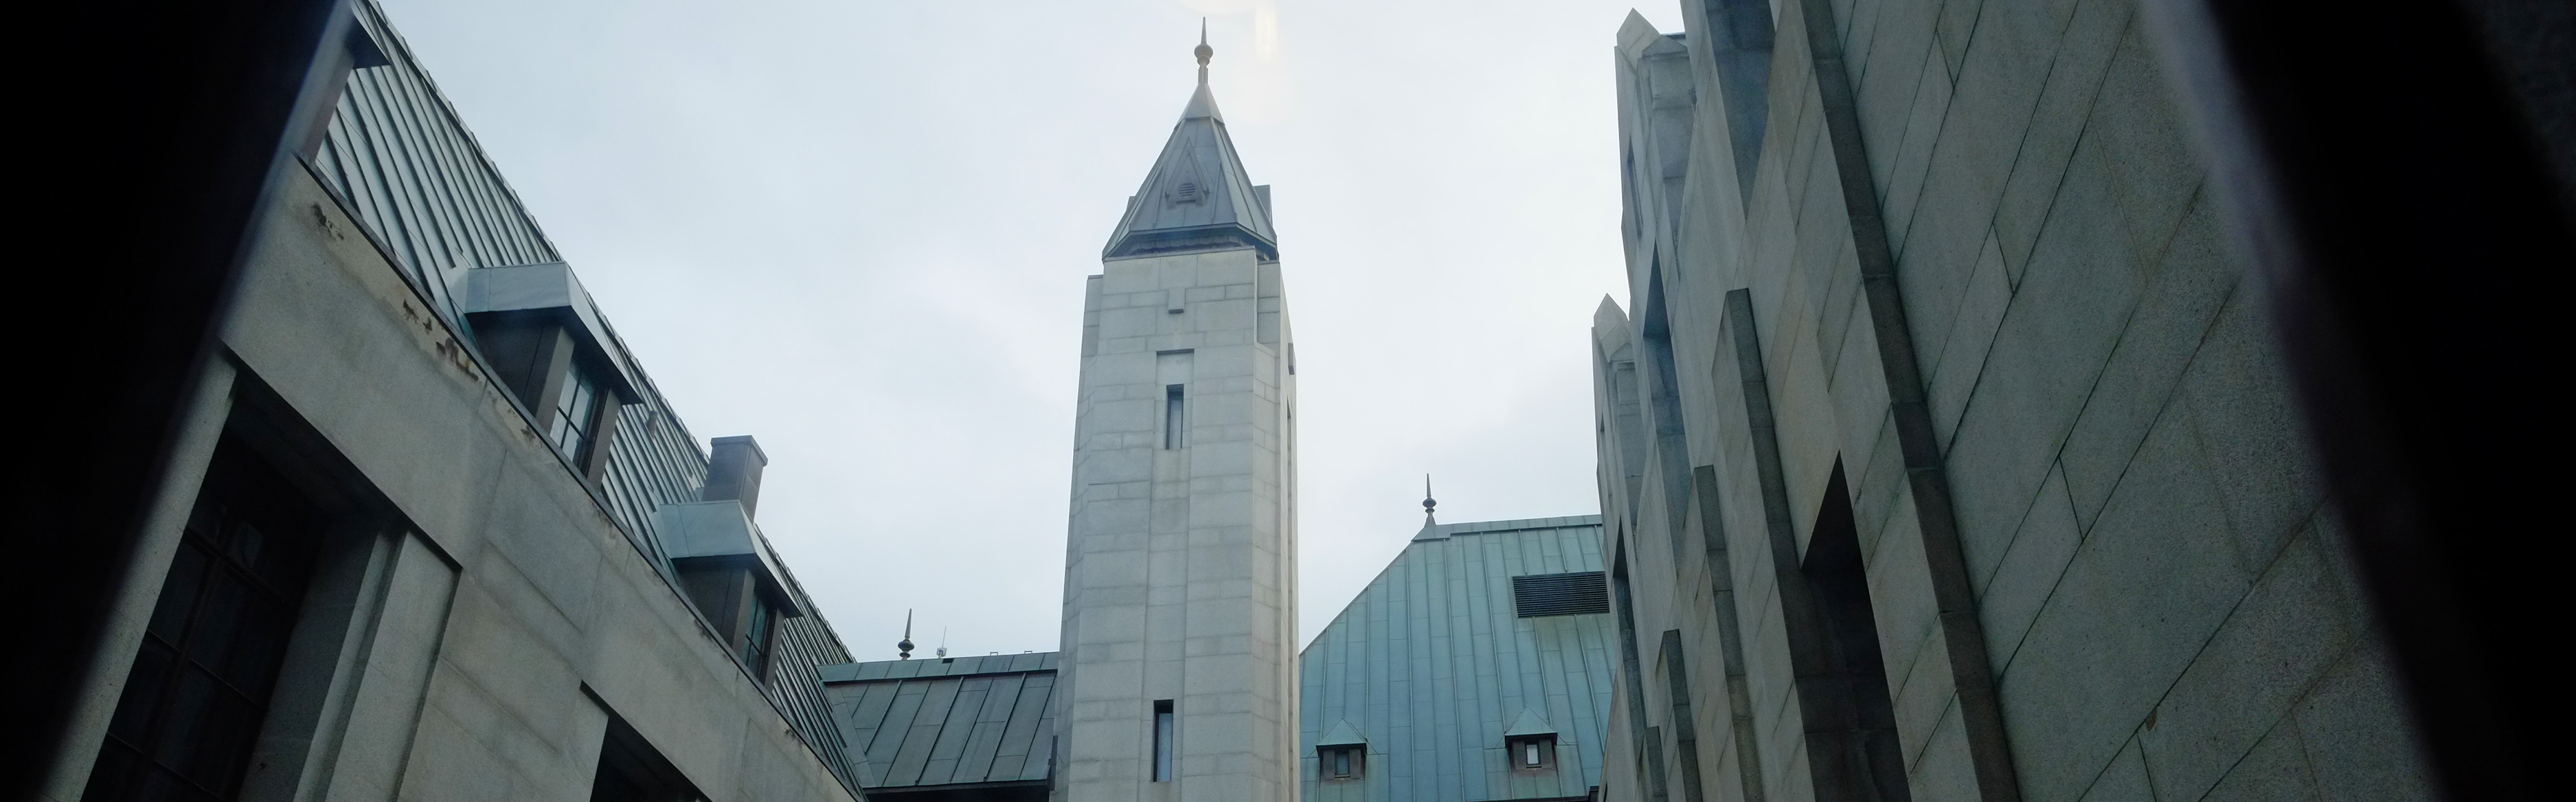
[1152, 700, 1175, 781]
[85, 443, 328, 802]
[1163, 385, 1186, 449]
[549, 364, 603, 464]
[741, 598, 777, 681]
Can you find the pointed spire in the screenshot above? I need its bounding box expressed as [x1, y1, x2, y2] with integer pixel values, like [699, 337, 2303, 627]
[1195, 18, 1213, 86]
[1100, 24, 1276, 260]
[1182, 22, 1223, 123]
[1416, 475, 1440, 539]
[897, 609, 915, 660]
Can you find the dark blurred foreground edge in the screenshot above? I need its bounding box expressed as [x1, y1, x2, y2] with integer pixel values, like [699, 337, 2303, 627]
[2141, 0, 2568, 798]
[3, 0, 350, 797]
[2, 0, 2564, 799]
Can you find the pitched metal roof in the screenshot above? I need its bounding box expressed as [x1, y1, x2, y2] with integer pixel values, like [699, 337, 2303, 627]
[1101, 80, 1278, 260]
[309, 3, 866, 794]
[821, 652, 1060, 791]
[1300, 515, 1618, 801]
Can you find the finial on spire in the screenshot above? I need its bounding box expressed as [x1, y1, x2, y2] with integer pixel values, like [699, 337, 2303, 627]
[897, 609, 915, 660]
[1195, 19, 1214, 85]
[1416, 474, 1440, 537]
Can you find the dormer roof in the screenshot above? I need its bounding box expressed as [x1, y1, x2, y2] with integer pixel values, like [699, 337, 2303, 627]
[1504, 708, 1559, 738]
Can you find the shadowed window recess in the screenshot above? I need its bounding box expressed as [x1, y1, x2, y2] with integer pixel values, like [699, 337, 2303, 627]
[1512, 571, 1611, 617]
[589, 713, 705, 802]
[1504, 708, 1560, 771]
[83, 440, 328, 802]
[1153, 700, 1176, 782]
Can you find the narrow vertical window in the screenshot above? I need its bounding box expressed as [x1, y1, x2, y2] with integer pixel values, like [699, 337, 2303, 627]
[549, 363, 602, 463]
[1164, 385, 1185, 449]
[1152, 699, 1175, 781]
[741, 598, 776, 681]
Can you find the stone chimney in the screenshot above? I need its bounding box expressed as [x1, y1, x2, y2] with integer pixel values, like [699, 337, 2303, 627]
[702, 436, 768, 519]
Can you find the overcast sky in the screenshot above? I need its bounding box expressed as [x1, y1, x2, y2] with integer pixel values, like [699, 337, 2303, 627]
[379, 0, 1673, 660]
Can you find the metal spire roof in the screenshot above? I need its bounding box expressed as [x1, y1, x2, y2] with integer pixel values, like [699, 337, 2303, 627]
[1103, 30, 1277, 260]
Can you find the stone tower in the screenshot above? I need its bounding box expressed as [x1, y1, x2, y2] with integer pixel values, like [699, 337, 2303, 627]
[1052, 34, 1299, 802]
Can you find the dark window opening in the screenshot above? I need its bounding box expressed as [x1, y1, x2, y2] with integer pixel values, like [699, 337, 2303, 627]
[1152, 700, 1176, 781]
[590, 714, 705, 802]
[84, 439, 329, 802]
[1320, 746, 1364, 780]
[1164, 385, 1186, 449]
[1507, 735, 1557, 770]
[1513, 571, 1612, 616]
[1804, 463, 1910, 802]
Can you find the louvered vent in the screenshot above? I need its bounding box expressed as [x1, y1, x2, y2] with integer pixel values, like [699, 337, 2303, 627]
[1512, 572, 1610, 617]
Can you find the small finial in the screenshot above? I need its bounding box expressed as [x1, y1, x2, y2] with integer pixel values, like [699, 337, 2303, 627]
[1423, 475, 1437, 515]
[897, 609, 915, 660]
[1195, 19, 1214, 84]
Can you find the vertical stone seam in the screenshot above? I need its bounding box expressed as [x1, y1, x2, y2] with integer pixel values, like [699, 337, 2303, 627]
[1660, 630, 1710, 802]
[1691, 464, 1770, 802]
[1790, 0, 2023, 799]
[1723, 289, 1856, 801]
[1613, 546, 1674, 802]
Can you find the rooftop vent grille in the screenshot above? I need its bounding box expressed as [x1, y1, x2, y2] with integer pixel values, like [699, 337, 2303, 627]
[1512, 572, 1609, 617]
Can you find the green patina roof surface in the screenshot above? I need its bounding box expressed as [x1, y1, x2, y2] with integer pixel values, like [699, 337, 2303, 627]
[1299, 515, 1616, 801]
[818, 652, 1059, 790]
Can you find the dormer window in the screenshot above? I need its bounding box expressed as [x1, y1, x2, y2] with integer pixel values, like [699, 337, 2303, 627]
[458, 263, 640, 482]
[1320, 745, 1363, 779]
[1507, 733, 1557, 770]
[1315, 719, 1367, 781]
[1502, 708, 1559, 771]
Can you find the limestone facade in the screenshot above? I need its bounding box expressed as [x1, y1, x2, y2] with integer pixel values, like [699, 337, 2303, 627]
[1586, 2, 2434, 802]
[43, 3, 868, 799]
[1054, 71, 1300, 802]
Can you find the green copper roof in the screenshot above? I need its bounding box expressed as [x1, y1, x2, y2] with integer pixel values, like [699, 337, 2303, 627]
[818, 652, 1059, 792]
[1299, 515, 1615, 801]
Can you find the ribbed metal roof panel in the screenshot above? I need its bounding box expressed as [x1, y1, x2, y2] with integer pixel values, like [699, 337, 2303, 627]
[822, 654, 1061, 790]
[1300, 515, 1616, 802]
[302, 3, 864, 794]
